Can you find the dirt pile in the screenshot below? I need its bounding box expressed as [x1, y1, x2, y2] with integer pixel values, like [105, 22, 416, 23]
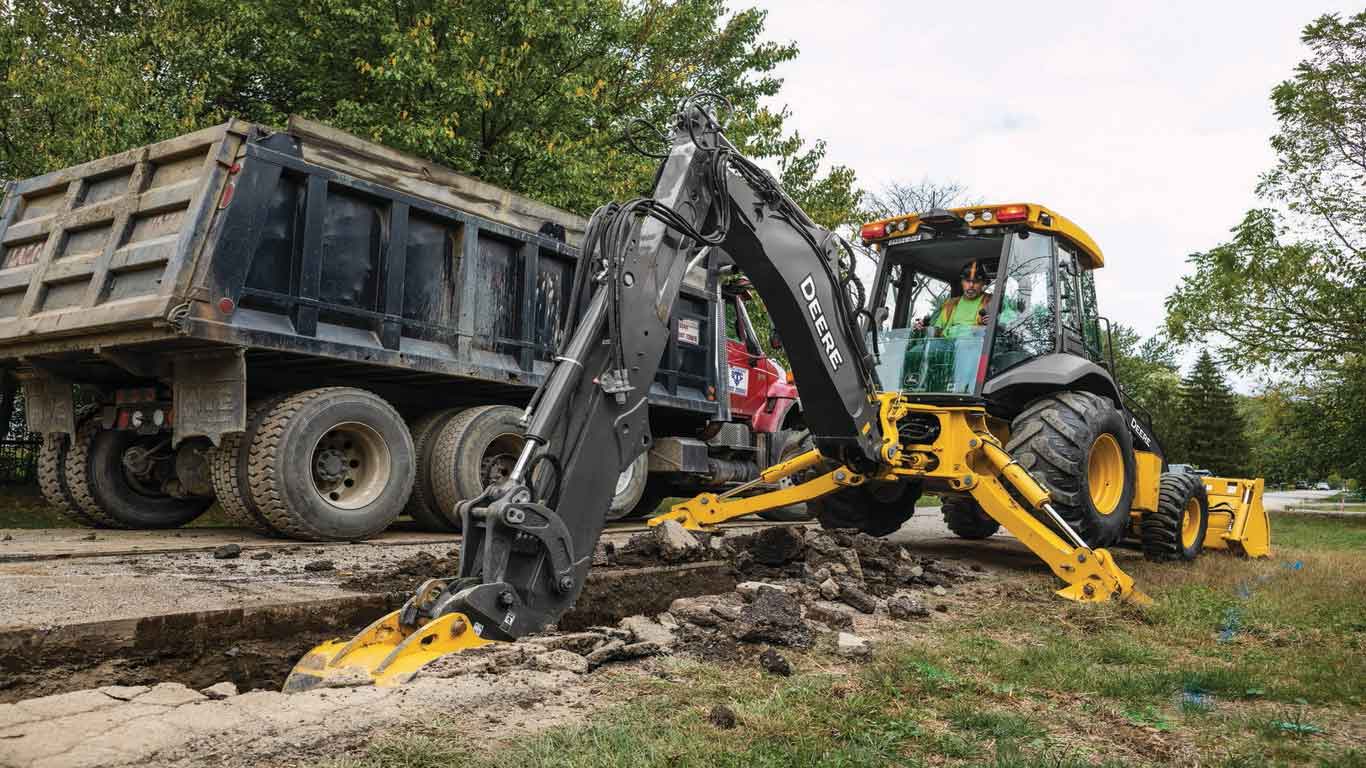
[339, 550, 460, 593]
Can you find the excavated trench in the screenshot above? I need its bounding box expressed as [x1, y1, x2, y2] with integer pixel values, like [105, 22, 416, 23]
[0, 560, 736, 703]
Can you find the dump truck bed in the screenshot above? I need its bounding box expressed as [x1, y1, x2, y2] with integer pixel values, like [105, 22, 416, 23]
[0, 119, 723, 421]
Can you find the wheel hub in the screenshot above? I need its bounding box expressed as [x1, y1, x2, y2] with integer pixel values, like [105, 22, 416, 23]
[310, 422, 392, 510]
[1087, 434, 1125, 515]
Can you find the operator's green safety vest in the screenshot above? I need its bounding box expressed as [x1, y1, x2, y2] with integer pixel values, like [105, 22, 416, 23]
[932, 293, 991, 340]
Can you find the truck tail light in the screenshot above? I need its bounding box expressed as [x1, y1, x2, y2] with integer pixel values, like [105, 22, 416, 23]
[859, 222, 886, 241]
[995, 205, 1028, 223]
[785, 370, 794, 385]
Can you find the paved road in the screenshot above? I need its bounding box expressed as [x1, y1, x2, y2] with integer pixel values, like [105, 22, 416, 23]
[1262, 489, 1340, 512]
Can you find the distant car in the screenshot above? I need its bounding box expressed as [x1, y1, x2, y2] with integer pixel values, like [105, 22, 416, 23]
[1315, 482, 1331, 491]
[1294, 481, 1311, 490]
[1170, 463, 1212, 478]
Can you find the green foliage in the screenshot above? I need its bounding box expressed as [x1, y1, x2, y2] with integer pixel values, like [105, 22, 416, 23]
[1171, 350, 1250, 474]
[1108, 322, 1183, 457]
[0, 0, 861, 223]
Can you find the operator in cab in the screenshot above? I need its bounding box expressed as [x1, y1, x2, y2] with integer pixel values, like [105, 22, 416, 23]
[913, 260, 1010, 338]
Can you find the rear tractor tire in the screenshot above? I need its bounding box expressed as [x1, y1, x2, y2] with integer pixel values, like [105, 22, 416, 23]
[1006, 391, 1135, 548]
[247, 387, 414, 541]
[941, 494, 1000, 539]
[1141, 471, 1209, 562]
[65, 420, 214, 529]
[812, 480, 919, 537]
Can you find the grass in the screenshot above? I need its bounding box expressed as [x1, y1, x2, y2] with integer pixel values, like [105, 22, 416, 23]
[332, 514, 1366, 767]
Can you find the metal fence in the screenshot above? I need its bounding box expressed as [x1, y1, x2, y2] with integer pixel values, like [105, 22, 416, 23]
[0, 438, 40, 485]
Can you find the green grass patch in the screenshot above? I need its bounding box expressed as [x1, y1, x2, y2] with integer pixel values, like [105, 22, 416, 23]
[1272, 513, 1366, 551]
[0, 486, 75, 528]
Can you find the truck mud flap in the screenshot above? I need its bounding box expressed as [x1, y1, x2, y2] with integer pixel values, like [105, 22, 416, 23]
[172, 349, 246, 447]
[21, 372, 75, 437]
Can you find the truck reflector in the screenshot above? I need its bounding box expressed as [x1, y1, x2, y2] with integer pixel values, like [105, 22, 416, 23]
[995, 205, 1028, 223]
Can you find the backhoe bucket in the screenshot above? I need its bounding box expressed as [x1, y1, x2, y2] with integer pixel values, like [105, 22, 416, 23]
[283, 610, 492, 693]
[1201, 477, 1271, 558]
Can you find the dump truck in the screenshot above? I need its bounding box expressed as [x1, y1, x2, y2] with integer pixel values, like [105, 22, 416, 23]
[284, 100, 1269, 690]
[0, 117, 805, 539]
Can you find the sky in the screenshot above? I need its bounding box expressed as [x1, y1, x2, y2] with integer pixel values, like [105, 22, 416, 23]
[748, 0, 1357, 378]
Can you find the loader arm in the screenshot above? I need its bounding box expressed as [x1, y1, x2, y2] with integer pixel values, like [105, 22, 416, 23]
[414, 103, 885, 645]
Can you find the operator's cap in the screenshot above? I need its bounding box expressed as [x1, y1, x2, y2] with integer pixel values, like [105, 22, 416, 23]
[960, 260, 993, 284]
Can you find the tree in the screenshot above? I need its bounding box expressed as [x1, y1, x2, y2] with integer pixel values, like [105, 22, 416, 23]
[0, 0, 863, 224]
[861, 177, 976, 221]
[1171, 350, 1251, 475]
[1107, 323, 1183, 458]
[1166, 11, 1366, 375]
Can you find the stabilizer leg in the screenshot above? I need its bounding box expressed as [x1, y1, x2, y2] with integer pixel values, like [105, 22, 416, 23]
[648, 448, 854, 529]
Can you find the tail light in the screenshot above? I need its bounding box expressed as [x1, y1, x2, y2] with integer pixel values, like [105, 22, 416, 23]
[860, 222, 887, 241]
[995, 205, 1028, 223]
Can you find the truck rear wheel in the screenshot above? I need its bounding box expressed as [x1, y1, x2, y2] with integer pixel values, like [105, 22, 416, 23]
[1142, 472, 1209, 562]
[208, 397, 288, 536]
[941, 495, 1000, 539]
[37, 422, 102, 527]
[1006, 391, 1135, 548]
[430, 405, 524, 530]
[812, 480, 919, 537]
[605, 453, 649, 521]
[405, 408, 465, 531]
[65, 421, 214, 529]
[247, 387, 414, 540]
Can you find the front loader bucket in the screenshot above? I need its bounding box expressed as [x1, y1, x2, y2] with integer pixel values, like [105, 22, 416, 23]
[283, 610, 492, 693]
[1201, 477, 1271, 558]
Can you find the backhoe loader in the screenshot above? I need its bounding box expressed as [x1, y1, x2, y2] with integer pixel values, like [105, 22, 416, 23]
[285, 97, 1269, 692]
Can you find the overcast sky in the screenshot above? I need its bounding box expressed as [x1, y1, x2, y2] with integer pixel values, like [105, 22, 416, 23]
[750, 0, 1357, 373]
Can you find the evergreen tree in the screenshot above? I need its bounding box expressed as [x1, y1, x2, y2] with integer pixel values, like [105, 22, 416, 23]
[1173, 350, 1251, 475]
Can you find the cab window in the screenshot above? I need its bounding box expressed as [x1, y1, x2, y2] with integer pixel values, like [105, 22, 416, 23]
[987, 232, 1056, 378]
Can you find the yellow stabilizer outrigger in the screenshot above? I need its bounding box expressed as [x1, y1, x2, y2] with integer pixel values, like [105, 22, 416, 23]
[1200, 477, 1271, 558]
[651, 397, 1149, 605]
[284, 579, 494, 692]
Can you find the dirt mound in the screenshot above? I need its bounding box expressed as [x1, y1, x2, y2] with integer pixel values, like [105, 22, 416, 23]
[339, 550, 459, 594]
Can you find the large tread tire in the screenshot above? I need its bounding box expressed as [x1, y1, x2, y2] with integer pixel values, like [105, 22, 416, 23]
[759, 429, 817, 522]
[66, 420, 213, 529]
[37, 424, 102, 527]
[430, 405, 526, 530]
[247, 387, 414, 541]
[208, 398, 286, 535]
[1142, 472, 1209, 562]
[1005, 391, 1135, 548]
[941, 494, 1000, 539]
[605, 452, 649, 522]
[812, 480, 919, 537]
[404, 408, 465, 532]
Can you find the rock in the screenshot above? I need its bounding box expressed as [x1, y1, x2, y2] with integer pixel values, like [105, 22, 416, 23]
[585, 639, 627, 666]
[250, 551, 272, 561]
[910, 565, 924, 578]
[669, 598, 719, 627]
[811, 566, 831, 583]
[710, 604, 740, 622]
[303, 559, 335, 572]
[839, 550, 864, 582]
[819, 577, 840, 600]
[736, 581, 786, 602]
[618, 641, 665, 659]
[836, 632, 872, 658]
[653, 519, 701, 560]
[657, 612, 680, 629]
[620, 615, 676, 649]
[708, 704, 737, 729]
[759, 648, 792, 676]
[530, 650, 590, 675]
[838, 582, 878, 614]
[935, 603, 949, 613]
[733, 587, 813, 648]
[708, 535, 728, 554]
[199, 681, 238, 700]
[133, 682, 207, 706]
[932, 585, 947, 596]
[213, 544, 241, 559]
[748, 525, 805, 565]
[524, 631, 614, 656]
[1, 533, 12, 542]
[887, 593, 929, 620]
[805, 601, 854, 629]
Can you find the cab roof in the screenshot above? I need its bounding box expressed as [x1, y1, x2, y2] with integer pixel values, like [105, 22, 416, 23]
[859, 203, 1105, 269]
